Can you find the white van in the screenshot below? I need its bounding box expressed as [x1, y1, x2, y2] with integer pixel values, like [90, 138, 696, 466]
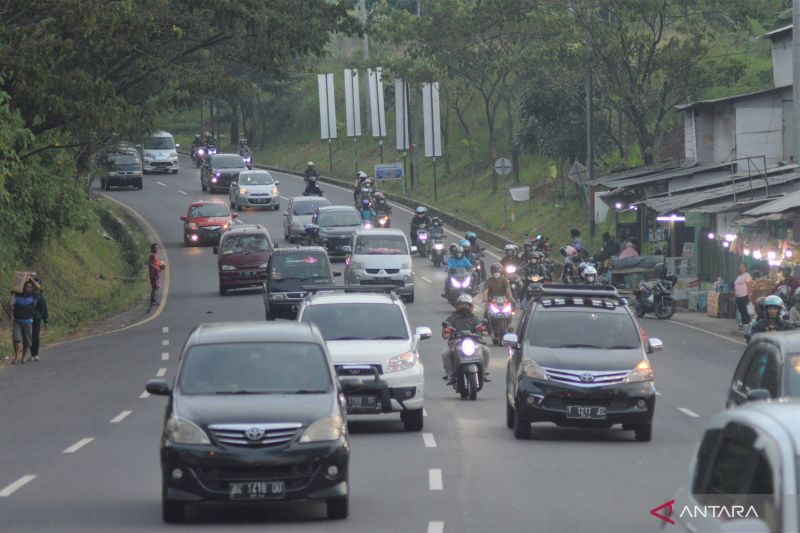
[139, 130, 179, 174]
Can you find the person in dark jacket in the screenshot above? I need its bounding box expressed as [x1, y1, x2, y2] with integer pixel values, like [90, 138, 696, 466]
[10, 278, 39, 364]
[30, 274, 48, 362]
[602, 231, 620, 257]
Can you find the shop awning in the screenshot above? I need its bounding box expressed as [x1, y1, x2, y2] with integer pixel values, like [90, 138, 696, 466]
[743, 188, 800, 216]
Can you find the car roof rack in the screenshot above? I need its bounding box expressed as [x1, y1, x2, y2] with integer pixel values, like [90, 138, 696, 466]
[538, 284, 620, 299]
[300, 285, 399, 301]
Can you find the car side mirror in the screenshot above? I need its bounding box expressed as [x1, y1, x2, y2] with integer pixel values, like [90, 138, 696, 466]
[135, 144, 142, 148]
[212, 246, 219, 255]
[410, 246, 418, 253]
[180, 216, 187, 221]
[718, 519, 770, 533]
[339, 379, 363, 393]
[145, 379, 170, 396]
[647, 337, 663, 353]
[283, 212, 289, 216]
[231, 213, 239, 218]
[274, 243, 279, 248]
[747, 388, 772, 402]
[333, 271, 342, 277]
[502, 333, 519, 347]
[342, 245, 352, 253]
[275, 180, 280, 185]
[416, 327, 433, 340]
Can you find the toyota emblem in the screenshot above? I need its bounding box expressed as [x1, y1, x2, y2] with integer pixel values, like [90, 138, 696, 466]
[580, 373, 595, 383]
[245, 427, 265, 441]
[348, 369, 361, 375]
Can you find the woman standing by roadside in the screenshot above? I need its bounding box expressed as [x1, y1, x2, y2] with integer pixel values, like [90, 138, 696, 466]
[734, 262, 753, 326]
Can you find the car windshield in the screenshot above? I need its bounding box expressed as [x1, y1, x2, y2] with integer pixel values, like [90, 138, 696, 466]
[318, 210, 362, 227]
[143, 137, 175, 150]
[239, 172, 274, 185]
[221, 234, 270, 255]
[190, 204, 229, 218]
[525, 309, 640, 349]
[270, 254, 331, 281]
[110, 154, 140, 171]
[354, 235, 408, 255]
[179, 342, 332, 395]
[293, 199, 331, 215]
[301, 303, 408, 340]
[213, 155, 247, 168]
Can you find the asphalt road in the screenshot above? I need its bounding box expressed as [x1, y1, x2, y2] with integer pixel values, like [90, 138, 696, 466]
[0, 156, 749, 532]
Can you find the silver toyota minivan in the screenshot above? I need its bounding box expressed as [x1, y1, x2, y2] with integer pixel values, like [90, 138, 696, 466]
[344, 228, 416, 303]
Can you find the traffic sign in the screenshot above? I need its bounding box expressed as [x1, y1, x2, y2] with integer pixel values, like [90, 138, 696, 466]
[494, 157, 512, 176]
[374, 163, 404, 180]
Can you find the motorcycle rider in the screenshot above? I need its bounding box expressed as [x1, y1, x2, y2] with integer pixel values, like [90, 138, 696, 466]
[191, 134, 203, 155]
[238, 138, 251, 155]
[570, 228, 585, 255]
[304, 161, 318, 183]
[430, 216, 444, 238]
[359, 198, 376, 224]
[203, 131, 217, 149]
[501, 244, 519, 268]
[410, 206, 431, 246]
[353, 170, 368, 203]
[790, 287, 800, 323]
[303, 176, 322, 197]
[581, 265, 599, 285]
[441, 294, 490, 385]
[482, 263, 514, 317]
[465, 231, 485, 281]
[373, 192, 392, 216]
[750, 295, 793, 335]
[442, 244, 472, 297]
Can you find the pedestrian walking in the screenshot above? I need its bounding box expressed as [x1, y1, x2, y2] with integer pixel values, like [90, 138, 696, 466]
[734, 262, 753, 326]
[30, 274, 48, 362]
[10, 278, 39, 364]
[148, 243, 166, 306]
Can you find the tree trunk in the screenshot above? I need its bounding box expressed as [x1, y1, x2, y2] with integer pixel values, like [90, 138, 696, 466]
[483, 96, 498, 191]
[209, 99, 215, 138]
[504, 95, 520, 184]
[442, 97, 450, 175]
[229, 100, 239, 146]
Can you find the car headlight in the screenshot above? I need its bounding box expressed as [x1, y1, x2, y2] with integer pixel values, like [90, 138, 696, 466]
[387, 352, 417, 372]
[170, 152, 177, 158]
[349, 261, 364, 270]
[519, 357, 548, 380]
[221, 265, 236, 271]
[268, 292, 287, 300]
[298, 415, 345, 443]
[188, 223, 198, 230]
[272, 186, 279, 195]
[144, 151, 154, 158]
[238, 188, 248, 195]
[625, 360, 653, 383]
[165, 417, 210, 445]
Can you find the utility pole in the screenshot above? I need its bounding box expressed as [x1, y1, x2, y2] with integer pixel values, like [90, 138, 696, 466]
[412, 0, 422, 190]
[793, 0, 800, 163]
[359, 0, 369, 60]
[585, 0, 596, 237]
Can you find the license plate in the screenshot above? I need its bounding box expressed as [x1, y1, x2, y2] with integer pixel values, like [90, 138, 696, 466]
[347, 395, 379, 411]
[229, 481, 285, 500]
[566, 406, 607, 420]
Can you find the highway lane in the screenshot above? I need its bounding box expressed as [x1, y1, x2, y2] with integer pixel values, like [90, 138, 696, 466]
[0, 155, 749, 531]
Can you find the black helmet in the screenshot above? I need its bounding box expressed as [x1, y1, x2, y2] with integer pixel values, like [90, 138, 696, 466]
[490, 263, 502, 275]
[432, 216, 441, 225]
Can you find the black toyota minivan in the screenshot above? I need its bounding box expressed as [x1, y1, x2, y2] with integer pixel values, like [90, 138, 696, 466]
[145, 322, 349, 523]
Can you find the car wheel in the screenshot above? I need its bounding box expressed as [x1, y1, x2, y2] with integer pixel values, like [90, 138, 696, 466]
[219, 284, 228, 296]
[273, 204, 280, 211]
[634, 422, 653, 442]
[506, 398, 515, 429]
[265, 306, 275, 321]
[230, 198, 235, 209]
[326, 495, 348, 520]
[236, 201, 242, 212]
[162, 499, 185, 524]
[405, 291, 415, 304]
[513, 408, 530, 439]
[137, 181, 143, 190]
[172, 169, 178, 174]
[201, 180, 207, 192]
[402, 409, 423, 431]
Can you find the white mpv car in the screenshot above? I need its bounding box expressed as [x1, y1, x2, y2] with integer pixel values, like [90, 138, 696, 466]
[297, 290, 431, 431]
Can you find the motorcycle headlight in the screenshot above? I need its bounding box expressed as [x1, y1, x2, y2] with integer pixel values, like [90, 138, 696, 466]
[298, 416, 345, 443]
[502, 303, 512, 313]
[221, 265, 236, 271]
[387, 352, 417, 373]
[419, 234, 428, 241]
[461, 338, 477, 356]
[165, 417, 210, 445]
[505, 265, 517, 274]
[433, 243, 444, 250]
[450, 276, 460, 288]
[197, 148, 205, 155]
[519, 357, 548, 380]
[463, 275, 472, 286]
[625, 360, 653, 383]
[215, 171, 221, 177]
[489, 304, 500, 313]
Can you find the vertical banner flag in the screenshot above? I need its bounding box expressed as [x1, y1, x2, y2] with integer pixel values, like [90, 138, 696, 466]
[367, 68, 387, 138]
[395, 79, 410, 151]
[317, 73, 337, 140]
[422, 82, 442, 157]
[343, 69, 362, 138]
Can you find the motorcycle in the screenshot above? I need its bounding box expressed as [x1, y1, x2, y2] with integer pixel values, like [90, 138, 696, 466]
[303, 188, 324, 197]
[430, 237, 446, 268]
[503, 262, 522, 300]
[444, 323, 488, 401]
[299, 224, 325, 246]
[634, 273, 678, 319]
[376, 213, 391, 228]
[561, 254, 580, 284]
[487, 297, 514, 346]
[416, 226, 430, 257]
[241, 151, 253, 169]
[445, 267, 475, 305]
[192, 147, 206, 167]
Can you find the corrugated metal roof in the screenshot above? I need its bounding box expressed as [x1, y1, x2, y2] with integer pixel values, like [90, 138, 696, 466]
[761, 24, 792, 40]
[590, 160, 681, 187]
[675, 85, 790, 111]
[688, 198, 773, 214]
[743, 188, 800, 216]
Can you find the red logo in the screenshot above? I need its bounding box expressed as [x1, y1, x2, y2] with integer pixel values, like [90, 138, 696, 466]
[650, 499, 676, 525]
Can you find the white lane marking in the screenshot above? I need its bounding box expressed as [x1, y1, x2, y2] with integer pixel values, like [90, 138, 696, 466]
[423, 408, 428, 417]
[428, 522, 445, 533]
[156, 181, 167, 187]
[421, 276, 433, 283]
[428, 468, 443, 491]
[162, 326, 169, 333]
[280, 196, 289, 201]
[0, 475, 36, 497]
[156, 368, 167, 377]
[667, 319, 746, 346]
[422, 433, 437, 448]
[178, 190, 188, 195]
[655, 390, 662, 396]
[110, 410, 133, 424]
[162, 352, 169, 361]
[62, 438, 94, 454]
[162, 339, 169, 346]
[140, 390, 150, 399]
[678, 407, 700, 418]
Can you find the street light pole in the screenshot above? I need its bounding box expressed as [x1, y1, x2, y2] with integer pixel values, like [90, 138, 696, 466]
[793, 0, 800, 163]
[585, 0, 596, 237]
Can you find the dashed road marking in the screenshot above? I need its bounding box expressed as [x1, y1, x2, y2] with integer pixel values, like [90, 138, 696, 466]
[655, 390, 662, 396]
[422, 433, 437, 448]
[162, 327, 169, 333]
[110, 410, 132, 424]
[140, 390, 150, 399]
[428, 522, 445, 533]
[63, 438, 94, 454]
[156, 181, 167, 187]
[156, 368, 167, 377]
[678, 407, 700, 418]
[423, 408, 428, 417]
[0, 475, 36, 497]
[421, 276, 433, 283]
[429, 468, 443, 491]
[178, 190, 188, 195]
[162, 352, 169, 361]
[162, 339, 169, 346]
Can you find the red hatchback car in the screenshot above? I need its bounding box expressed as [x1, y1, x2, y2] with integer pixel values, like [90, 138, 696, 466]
[181, 201, 238, 246]
[213, 224, 274, 295]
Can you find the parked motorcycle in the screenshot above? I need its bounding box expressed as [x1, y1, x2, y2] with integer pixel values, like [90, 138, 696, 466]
[444, 322, 488, 401]
[634, 274, 678, 319]
[416, 225, 430, 258]
[445, 267, 475, 305]
[487, 297, 514, 346]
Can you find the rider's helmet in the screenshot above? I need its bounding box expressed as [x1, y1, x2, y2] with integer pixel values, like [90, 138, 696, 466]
[453, 245, 464, 258]
[374, 191, 385, 201]
[194, 134, 201, 141]
[764, 295, 784, 317]
[754, 296, 767, 320]
[431, 216, 442, 226]
[415, 206, 427, 216]
[504, 244, 516, 257]
[490, 263, 502, 275]
[361, 198, 371, 208]
[364, 177, 374, 187]
[465, 231, 477, 244]
[308, 161, 315, 167]
[582, 265, 598, 284]
[523, 241, 533, 253]
[356, 170, 366, 180]
[455, 293, 474, 313]
[655, 262, 668, 278]
[529, 251, 542, 263]
[459, 239, 471, 251]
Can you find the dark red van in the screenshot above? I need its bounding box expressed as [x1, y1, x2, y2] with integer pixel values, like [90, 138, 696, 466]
[213, 224, 274, 295]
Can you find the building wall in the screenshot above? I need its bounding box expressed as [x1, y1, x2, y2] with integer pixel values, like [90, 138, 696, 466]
[693, 107, 717, 164]
[735, 93, 784, 168]
[782, 88, 794, 161]
[712, 104, 735, 164]
[771, 33, 792, 87]
[683, 110, 697, 162]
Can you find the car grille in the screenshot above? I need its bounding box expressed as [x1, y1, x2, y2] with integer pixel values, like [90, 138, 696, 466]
[542, 367, 630, 387]
[201, 225, 221, 231]
[285, 292, 306, 300]
[365, 268, 400, 274]
[335, 364, 383, 376]
[325, 236, 351, 249]
[207, 422, 303, 448]
[361, 279, 404, 287]
[194, 464, 315, 491]
[248, 197, 273, 204]
[543, 397, 631, 409]
[151, 161, 171, 168]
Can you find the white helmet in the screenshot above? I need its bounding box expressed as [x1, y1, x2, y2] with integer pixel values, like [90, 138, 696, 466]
[307, 161, 314, 166]
[504, 244, 517, 255]
[357, 170, 367, 179]
[582, 265, 598, 283]
[456, 294, 474, 306]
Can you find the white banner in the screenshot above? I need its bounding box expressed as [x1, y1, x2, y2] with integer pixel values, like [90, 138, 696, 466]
[395, 79, 409, 151]
[367, 68, 387, 138]
[317, 73, 337, 140]
[343, 69, 362, 138]
[422, 82, 442, 158]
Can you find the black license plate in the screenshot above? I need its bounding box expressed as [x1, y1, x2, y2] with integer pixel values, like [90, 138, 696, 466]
[229, 481, 285, 500]
[347, 395, 380, 411]
[566, 406, 607, 420]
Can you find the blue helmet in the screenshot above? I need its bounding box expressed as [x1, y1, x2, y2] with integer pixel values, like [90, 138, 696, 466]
[465, 231, 477, 241]
[415, 206, 427, 215]
[361, 198, 371, 208]
[459, 239, 470, 249]
[764, 295, 783, 308]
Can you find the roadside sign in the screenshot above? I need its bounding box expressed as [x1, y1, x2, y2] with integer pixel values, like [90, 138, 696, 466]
[343, 69, 362, 138]
[375, 163, 404, 180]
[367, 68, 387, 138]
[422, 82, 442, 158]
[494, 157, 512, 176]
[317, 73, 337, 140]
[508, 186, 530, 202]
[568, 160, 589, 184]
